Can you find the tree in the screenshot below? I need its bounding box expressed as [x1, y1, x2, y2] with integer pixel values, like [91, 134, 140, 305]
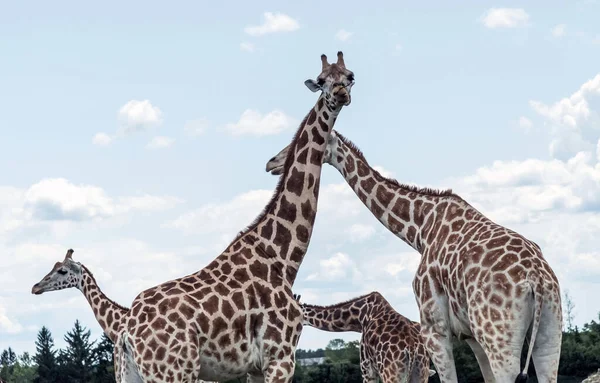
[92, 333, 115, 383]
[1, 347, 17, 380]
[11, 352, 37, 382]
[564, 290, 576, 332]
[59, 320, 96, 383]
[34, 326, 58, 383]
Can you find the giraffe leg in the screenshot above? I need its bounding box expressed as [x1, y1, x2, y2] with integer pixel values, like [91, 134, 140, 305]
[417, 295, 457, 383]
[246, 371, 265, 383]
[464, 338, 495, 383]
[262, 357, 295, 383]
[116, 333, 144, 383]
[530, 300, 562, 383]
[360, 343, 377, 383]
[469, 285, 535, 382]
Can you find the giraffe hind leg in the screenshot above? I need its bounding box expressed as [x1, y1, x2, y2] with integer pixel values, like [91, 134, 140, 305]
[530, 297, 562, 383]
[465, 338, 496, 383]
[116, 333, 144, 383]
[418, 294, 458, 383]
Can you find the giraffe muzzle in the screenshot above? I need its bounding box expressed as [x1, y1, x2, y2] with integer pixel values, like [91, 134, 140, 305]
[31, 284, 44, 295]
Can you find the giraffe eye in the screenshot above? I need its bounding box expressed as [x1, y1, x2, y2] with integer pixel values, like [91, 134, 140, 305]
[57, 269, 68, 275]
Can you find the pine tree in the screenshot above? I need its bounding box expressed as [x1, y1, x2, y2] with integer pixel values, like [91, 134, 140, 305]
[0, 347, 17, 380]
[60, 320, 96, 383]
[34, 326, 58, 383]
[92, 333, 115, 383]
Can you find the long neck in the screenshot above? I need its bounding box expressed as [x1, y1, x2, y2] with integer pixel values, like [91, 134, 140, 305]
[250, 95, 341, 285]
[300, 293, 386, 333]
[78, 266, 128, 343]
[326, 131, 459, 253]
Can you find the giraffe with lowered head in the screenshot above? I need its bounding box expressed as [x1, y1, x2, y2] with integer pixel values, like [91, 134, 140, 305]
[265, 130, 562, 383]
[293, 292, 434, 383]
[104, 52, 354, 382]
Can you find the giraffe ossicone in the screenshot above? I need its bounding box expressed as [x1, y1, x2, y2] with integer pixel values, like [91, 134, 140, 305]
[266, 130, 563, 383]
[32, 51, 355, 383]
[293, 292, 434, 383]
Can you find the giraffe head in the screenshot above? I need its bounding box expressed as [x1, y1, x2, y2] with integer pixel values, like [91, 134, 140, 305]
[31, 249, 83, 295]
[305, 51, 355, 109]
[265, 130, 340, 175]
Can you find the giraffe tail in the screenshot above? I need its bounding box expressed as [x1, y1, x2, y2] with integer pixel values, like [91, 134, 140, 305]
[515, 273, 544, 383]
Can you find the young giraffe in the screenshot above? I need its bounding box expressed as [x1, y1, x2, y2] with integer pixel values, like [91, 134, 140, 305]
[31, 249, 218, 383]
[293, 292, 435, 383]
[31, 249, 128, 343]
[265, 130, 563, 383]
[108, 52, 355, 383]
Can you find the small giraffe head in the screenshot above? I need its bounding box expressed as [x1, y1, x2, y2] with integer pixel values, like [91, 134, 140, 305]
[305, 51, 355, 109]
[31, 249, 83, 295]
[265, 131, 340, 175]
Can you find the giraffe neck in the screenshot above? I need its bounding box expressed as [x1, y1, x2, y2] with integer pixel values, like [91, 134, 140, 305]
[78, 265, 128, 342]
[326, 130, 460, 254]
[231, 94, 341, 286]
[300, 292, 389, 333]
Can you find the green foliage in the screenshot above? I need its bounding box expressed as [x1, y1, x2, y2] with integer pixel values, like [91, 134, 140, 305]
[33, 326, 57, 383]
[58, 320, 97, 383]
[92, 334, 115, 383]
[2, 310, 600, 382]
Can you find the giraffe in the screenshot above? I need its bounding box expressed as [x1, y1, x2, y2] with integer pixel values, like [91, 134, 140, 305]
[106, 52, 354, 383]
[292, 292, 435, 383]
[31, 249, 128, 343]
[265, 130, 563, 383]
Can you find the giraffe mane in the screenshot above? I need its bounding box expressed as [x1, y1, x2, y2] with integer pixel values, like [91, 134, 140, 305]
[230, 112, 312, 243]
[80, 264, 129, 312]
[304, 291, 388, 309]
[335, 131, 457, 198]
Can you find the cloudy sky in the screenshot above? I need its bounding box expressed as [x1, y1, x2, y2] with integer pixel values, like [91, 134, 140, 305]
[1, 1, 600, 355]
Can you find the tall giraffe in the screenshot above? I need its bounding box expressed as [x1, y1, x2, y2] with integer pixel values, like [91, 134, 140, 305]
[108, 52, 355, 383]
[265, 130, 563, 383]
[31, 249, 128, 343]
[292, 292, 434, 383]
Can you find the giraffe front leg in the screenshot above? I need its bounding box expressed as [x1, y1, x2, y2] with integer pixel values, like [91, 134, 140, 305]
[417, 295, 457, 383]
[262, 357, 296, 383]
[360, 343, 377, 383]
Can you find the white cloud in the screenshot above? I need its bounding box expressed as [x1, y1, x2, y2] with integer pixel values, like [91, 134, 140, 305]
[146, 136, 175, 149]
[335, 29, 353, 42]
[240, 42, 255, 52]
[118, 100, 163, 135]
[164, 189, 272, 240]
[223, 109, 297, 136]
[0, 303, 23, 334]
[479, 8, 530, 29]
[244, 12, 300, 36]
[92, 133, 113, 146]
[518, 116, 533, 132]
[529, 73, 600, 159]
[184, 119, 209, 136]
[373, 165, 394, 178]
[2, 178, 182, 228]
[346, 224, 376, 242]
[552, 24, 567, 37]
[306, 253, 362, 282]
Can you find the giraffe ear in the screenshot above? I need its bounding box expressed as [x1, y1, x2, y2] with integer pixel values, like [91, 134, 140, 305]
[304, 79, 321, 93]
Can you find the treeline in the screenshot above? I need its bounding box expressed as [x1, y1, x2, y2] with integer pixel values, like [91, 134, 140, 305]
[2, 311, 599, 382]
[0, 320, 114, 383]
[290, 312, 600, 383]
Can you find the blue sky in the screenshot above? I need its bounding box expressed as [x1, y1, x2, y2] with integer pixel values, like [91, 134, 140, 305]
[1, 0, 600, 355]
